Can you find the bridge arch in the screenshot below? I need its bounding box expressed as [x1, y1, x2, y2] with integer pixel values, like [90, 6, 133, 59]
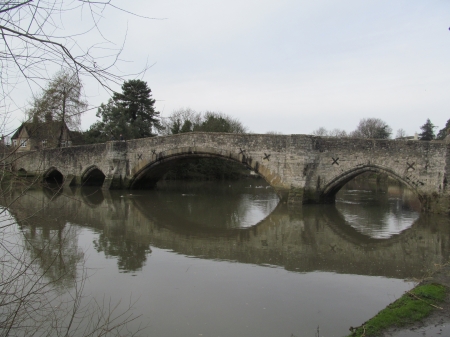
[81, 165, 106, 186]
[129, 146, 277, 189]
[319, 164, 423, 203]
[17, 168, 27, 177]
[43, 167, 64, 185]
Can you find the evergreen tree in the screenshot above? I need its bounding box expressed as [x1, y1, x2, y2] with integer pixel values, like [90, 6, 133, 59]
[418, 119, 436, 141]
[87, 80, 161, 142]
[112, 80, 161, 138]
[194, 114, 230, 133]
[436, 119, 450, 140]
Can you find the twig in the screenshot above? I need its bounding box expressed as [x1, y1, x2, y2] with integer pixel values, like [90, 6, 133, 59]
[407, 291, 443, 310]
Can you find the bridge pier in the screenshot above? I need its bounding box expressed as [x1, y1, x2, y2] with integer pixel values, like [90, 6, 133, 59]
[102, 141, 129, 189]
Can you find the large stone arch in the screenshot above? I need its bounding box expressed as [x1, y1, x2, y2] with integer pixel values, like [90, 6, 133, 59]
[81, 165, 106, 186]
[319, 164, 423, 204]
[128, 146, 279, 190]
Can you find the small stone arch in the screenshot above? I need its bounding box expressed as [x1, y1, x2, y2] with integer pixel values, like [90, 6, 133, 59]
[319, 164, 423, 203]
[17, 168, 27, 177]
[128, 146, 279, 190]
[43, 167, 64, 185]
[81, 165, 106, 186]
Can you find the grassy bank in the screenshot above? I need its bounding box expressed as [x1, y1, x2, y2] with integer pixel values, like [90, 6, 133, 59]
[348, 283, 447, 337]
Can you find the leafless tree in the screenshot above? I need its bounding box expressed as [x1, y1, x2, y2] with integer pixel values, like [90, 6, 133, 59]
[0, 181, 143, 336]
[395, 128, 407, 139]
[312, 127, 328, 136]
[26, 70, 88, 130]
[328, 128, 347, 137]
[312, 127, 347, 137]
[1, 1, 155, 335]
[1, 0, 156, 134]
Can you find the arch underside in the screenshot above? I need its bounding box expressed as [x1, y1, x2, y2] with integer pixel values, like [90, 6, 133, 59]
[43, 167, 64, 185]
[82, 166, 106, 186]
[320, 165, 422, 203]
[17, 168, 27, 177]
[130, 151, 261, 189]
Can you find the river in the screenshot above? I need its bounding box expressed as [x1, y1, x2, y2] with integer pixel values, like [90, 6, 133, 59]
[2, 176, 450, 337]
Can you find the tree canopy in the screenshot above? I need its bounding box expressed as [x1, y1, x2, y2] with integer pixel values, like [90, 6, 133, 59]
[436, 119, 450, 140]
[350, 118, 392, 139]
[418, 119, 436, 141]
[161, 109, 248, 135]
[84, 80, 161, 142]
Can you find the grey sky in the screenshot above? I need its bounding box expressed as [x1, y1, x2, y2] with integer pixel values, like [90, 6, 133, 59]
[10, 1, 450, 136]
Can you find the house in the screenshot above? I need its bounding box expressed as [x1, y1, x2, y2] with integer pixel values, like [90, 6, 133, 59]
[11, 121, 75, 152]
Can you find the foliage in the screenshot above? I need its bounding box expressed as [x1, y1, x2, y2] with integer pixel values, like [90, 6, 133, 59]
[94, 230, 151, 272]
[418, 119, 436, 141]
[112, 80, 161, 138]
[194, 112, 247, 133]
[161, 109, 247, 135]
[26, 70, 87, 130]
[348, 283, 446, 337]
[436, 119, 450, 140]
[83, 121, 109, 144]
[85, 80, 161, 142]
[350, 118, 392, 139]
[161, 108, 201, 136]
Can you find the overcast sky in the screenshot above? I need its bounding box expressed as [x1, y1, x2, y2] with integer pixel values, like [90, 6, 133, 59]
[9, 0, 450, 136]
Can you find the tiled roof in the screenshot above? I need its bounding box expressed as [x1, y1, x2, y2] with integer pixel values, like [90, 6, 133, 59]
[11, 121, 69, 141]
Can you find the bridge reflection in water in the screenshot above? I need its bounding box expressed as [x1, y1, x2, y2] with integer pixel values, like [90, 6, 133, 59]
[5, 180, 450, 279]
[4, 179, 450, 337]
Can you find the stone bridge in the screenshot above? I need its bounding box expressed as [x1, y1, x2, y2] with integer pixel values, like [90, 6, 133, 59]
[11, 133, 450, 213]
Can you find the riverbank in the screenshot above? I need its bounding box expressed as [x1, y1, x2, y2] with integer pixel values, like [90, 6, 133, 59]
[348, 263, 450, 337]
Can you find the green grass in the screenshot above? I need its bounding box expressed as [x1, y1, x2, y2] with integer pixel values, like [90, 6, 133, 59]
[348, 283, 447, 337]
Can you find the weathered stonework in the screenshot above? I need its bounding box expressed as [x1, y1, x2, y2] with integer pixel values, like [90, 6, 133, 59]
[8, 133, 450, 214]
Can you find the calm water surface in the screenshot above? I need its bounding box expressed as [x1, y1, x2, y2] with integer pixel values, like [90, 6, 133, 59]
[4, 178, 450, 337]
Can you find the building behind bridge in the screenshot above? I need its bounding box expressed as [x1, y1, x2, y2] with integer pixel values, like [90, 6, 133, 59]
[10, 121, 83, 152]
